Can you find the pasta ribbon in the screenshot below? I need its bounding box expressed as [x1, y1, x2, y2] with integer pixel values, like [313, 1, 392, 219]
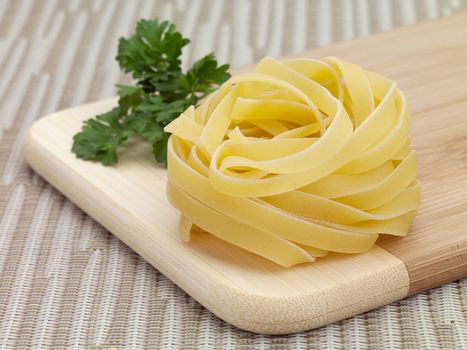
[164, 57, 420, 267]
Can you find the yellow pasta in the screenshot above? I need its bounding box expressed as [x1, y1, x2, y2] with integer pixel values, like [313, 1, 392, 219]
[164, 56, 420, 267]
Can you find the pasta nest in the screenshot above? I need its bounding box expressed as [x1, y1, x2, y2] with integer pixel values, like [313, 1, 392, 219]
[165, 56, 420, 267]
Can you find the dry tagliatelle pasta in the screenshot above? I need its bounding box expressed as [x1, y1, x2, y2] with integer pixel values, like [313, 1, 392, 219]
[164, 56, 420, 267]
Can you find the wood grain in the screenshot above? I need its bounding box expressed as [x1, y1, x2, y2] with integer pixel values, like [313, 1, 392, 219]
[24, 12, 467, 333]
[291, 11, 467, 295]
[187, 9, 467, 294]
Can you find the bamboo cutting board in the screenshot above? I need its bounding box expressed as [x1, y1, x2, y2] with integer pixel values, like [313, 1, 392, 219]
[25, 13, 467, 334]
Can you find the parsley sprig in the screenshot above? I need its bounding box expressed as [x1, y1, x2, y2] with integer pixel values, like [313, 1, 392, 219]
[72, 19, 230, 166]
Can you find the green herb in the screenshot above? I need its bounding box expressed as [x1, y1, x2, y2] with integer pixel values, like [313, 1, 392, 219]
[72, 19, 230, 166]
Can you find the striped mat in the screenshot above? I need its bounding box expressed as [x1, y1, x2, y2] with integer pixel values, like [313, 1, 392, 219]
[0, 0, 466, 348]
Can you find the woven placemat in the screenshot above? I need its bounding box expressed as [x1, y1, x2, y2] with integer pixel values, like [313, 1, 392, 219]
[0, 0, 466, 348]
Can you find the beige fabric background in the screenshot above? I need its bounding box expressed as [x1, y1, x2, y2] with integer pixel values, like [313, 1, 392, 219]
[0, 0, 466, 349]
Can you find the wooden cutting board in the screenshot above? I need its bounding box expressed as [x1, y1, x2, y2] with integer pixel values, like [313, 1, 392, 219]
[25, 12, 467, 334]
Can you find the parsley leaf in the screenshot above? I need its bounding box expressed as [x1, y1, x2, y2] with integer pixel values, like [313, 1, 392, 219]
[179, 53, 230, 99]
[72, 18, 230, 166]
[116, 19, 188, 95]
[71, 107, 133, 165]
